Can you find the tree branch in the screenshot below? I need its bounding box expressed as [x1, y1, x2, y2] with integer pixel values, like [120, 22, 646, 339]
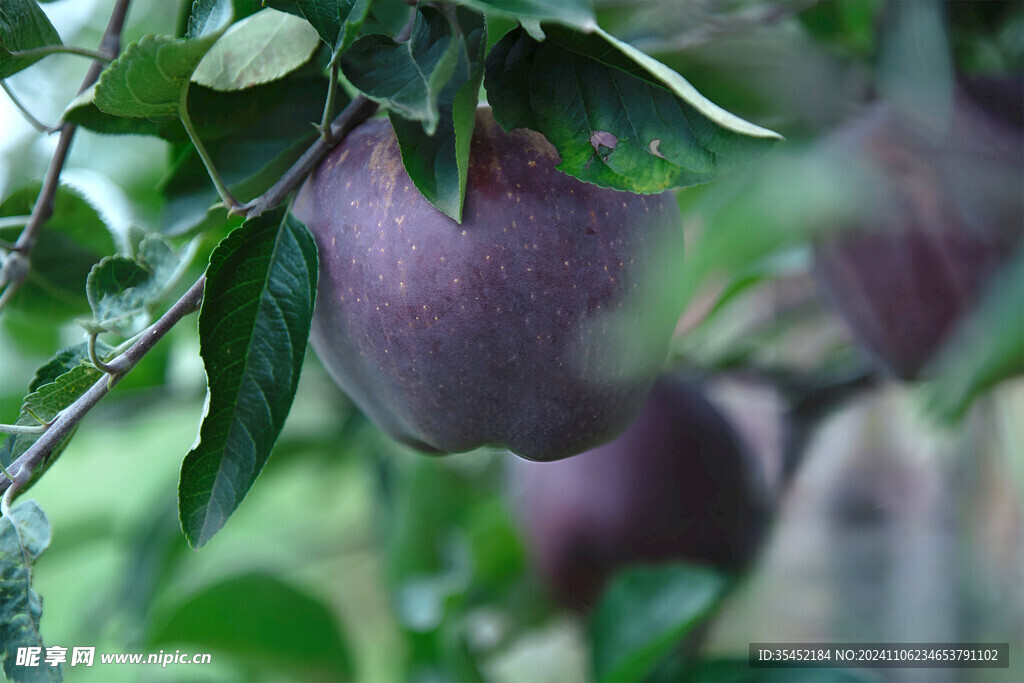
[0, 275, 205, 499]
[0, 0, 132, 313]
[780, 366, 879, 482]
[237, 94, 378, 218]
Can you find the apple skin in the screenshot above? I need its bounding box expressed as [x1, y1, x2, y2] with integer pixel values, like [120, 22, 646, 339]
[510, 378, 771, 610]
[293, 108, 684, 461]
[813, 91, 1022, 380]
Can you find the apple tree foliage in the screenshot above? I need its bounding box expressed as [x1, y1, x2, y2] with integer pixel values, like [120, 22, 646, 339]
[0, 0, 1019, 680]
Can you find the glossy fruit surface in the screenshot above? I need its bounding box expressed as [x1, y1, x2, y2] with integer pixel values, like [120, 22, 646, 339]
[293, 108, 684, 460]
[510, 379, 771, 609]
[814, 91, 1022, 379]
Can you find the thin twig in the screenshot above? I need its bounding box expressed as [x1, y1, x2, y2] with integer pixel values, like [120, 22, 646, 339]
[0, 82, 57, 134]
[237, 95, 378, 218]
[0, 424, 47, 436]
[178, 91, 242, 212]
[0, 0, 132, 313]
[0, 275, 205, 498]
[0, 215, 33, 231]
[6, 44, 113, 64]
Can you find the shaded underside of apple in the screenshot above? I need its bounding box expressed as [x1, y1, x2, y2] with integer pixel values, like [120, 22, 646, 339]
[293, 108, 685, 460]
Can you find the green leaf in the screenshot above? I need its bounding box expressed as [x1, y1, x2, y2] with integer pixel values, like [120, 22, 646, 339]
[67, 65, 325, 142]
[456, 0, 596, 35]
[62, 84, 166, 137]
[187, 0, 235, 41]
[85, 257, 150, 331]
[0, 0, 62, 79]
[192, 8, 320, 91]
[84, 233, 183, 335]
[92, 0, 233, 119]
[589, 564, 728, 683]
[484, 26, 780, 193]
[677, 659, 878, 683]
[150, 572, 353, 680]
[0, 184, 117, 321]
[28, 341, 111, 392]
[0, 362, 104, 488]
[0, 501, 59, 683]
[22, 364, 102, 425]
[137, 232, 180, 283]
[390, 6, 486, 222]
[265, 0, 371, 56]
[924, 249, 1024, 421]
[179, 209, 317, 549]
[339, 6, 460, 136]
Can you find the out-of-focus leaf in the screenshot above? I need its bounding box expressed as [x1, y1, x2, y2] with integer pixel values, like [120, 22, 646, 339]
[92, 0, 233, 119]
[0, 0, 62, 78]
[390, 7, 486, 221]
[677, 658, 878, 682]
[457, 0, 595, 37]
[589, 564, 728, 683]
[0, 184, 117, 321]
[461, 499, 525, 587]
[0, 501, 59, 683]
[179, 209, 317, 548]
[877, 0, 953, 133]
[485, 26, 780, 194]
[380, 450, 525, 651]
[680, 144, 872, 308]
[150, 572, 353, 680]
[265, 0, 371, 56]
[340, 6, 460, 136]
[192, 8, 320, 90]
[798, 0, 881, 58]
[924, 249, 1024, 421]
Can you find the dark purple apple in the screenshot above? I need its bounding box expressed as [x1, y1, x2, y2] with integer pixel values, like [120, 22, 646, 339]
[509, 378, 772, 610]
[814, 88, 1022, 380]
[292, 107, 685, 461]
